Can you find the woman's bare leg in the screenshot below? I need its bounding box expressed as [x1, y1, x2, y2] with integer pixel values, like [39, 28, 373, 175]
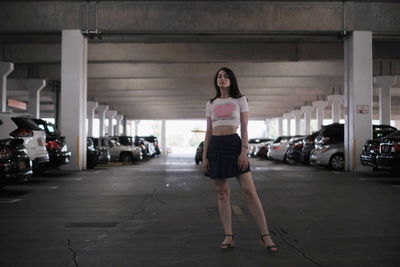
[237, 172, 277, 249]
[214, 179, 234, 246]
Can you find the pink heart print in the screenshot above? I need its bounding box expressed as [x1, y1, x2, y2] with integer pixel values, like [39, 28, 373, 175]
[214, 103, 236, 118]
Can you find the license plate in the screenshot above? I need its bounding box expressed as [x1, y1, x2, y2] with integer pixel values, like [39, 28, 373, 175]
[18, 161, 26, 169]
[381, 145, 391, 153]
[38, 139, 44, 146]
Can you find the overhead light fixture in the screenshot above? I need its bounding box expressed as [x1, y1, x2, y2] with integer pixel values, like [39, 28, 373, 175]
[81, 1, 103, 40]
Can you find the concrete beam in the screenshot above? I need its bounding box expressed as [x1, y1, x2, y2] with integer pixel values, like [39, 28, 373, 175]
[4, 42, 400, 64]
[1, 2, 400, 32]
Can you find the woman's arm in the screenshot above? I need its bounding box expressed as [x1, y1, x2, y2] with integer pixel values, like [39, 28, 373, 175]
[203, 116, 213, 159]
[238, 111, 249, 170]
[202, 116, 213, 172]
[240, 111, 249, 152]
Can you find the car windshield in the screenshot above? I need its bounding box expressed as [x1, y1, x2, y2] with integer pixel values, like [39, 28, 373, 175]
[373, 125, 397, 139]
[109, 140, 120, 146]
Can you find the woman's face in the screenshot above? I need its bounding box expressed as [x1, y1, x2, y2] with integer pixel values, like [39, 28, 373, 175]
[216, 70, 231, 89]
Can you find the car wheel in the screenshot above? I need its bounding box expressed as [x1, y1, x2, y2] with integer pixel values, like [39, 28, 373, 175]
[329, 154, 344, 170]
[286, 157, 296, 164]
[120, 153, 133, 162]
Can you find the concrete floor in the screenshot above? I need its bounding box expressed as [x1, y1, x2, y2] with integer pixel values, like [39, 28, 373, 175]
[0, 155, 400, 267]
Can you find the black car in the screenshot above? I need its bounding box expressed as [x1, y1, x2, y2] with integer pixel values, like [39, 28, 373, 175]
[285, 137, 305, 164]
[0, 138, 32, 188]
[141, 135, 161, 155]
[376, 131, 400, 174]
[87, 137, 110, 169]
[33, 119, 71, 169]
[136, 135, 158, 157]
[195, 141, 204, 165]
[300, 131, 320, 164]
[360, 125, 397, 168]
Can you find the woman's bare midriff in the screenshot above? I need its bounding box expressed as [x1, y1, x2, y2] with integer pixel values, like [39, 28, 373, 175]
[212, 125, 238, 136]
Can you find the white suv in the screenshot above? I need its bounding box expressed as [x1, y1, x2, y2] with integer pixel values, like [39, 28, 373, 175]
[0, 113, 49, 171]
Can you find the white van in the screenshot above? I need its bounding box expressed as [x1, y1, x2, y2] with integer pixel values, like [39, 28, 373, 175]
[0, 113, 49, 170]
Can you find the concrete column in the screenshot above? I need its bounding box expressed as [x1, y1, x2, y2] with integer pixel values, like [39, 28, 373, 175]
[291, 110, 303, 135]
[123, 117, 128, 136]
[312, 100, 329, 130]
[327, 95, 344, 123]
[105, 110, 117, 136]
[344, 31, 373, 171]
[301, 106, 314, 135]
[87, 101, 98, 137]
[97, 105, 108, 137]
[277, 117, 283, 136]
[0, 62, 14, 112]
[60, 30, 87, 171]
[115, 114, 124, 136]
[283, 113, 293, 136]
[264, 118, 271, 137]
[161, 119, 166, 157]
[23, 80, 46, 118]
[374, 76, 397, 125]
[134, 120, 140, 136]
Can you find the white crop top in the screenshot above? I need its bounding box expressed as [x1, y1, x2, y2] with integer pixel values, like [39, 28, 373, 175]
[205, 96, 249, 127]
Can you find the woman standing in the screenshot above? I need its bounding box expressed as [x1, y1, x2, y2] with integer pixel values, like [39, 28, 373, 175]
[202, 67, 278, 253]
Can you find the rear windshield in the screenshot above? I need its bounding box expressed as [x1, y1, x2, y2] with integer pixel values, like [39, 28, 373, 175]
[11, 117, 41, 130]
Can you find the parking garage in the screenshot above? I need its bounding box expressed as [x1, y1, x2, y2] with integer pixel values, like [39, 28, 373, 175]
[1, 1, 400, 266]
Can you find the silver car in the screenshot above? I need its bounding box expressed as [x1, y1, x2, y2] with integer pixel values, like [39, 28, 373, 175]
[309, 142, 344, 170]
[309, 123, 344, 170]
[95, 137, 142, 162]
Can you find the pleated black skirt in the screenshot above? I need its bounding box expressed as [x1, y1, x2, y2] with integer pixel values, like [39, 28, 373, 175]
[205, 133, 251, 179]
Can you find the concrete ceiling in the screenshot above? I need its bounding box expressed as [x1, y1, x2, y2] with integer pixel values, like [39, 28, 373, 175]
[2, 1, 400, 121]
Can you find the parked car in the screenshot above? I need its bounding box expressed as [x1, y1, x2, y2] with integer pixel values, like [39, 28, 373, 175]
[256, 140, 273, 159]
[360, 125, 397, 168]
[133, 136, 151, 158]
[285, 137, 305, 164]
[0, 138, 32, 188]
[267, 136, 304, 162]
[248, 138, 272, 157]
[93, 137, 142, 162]
[195, 141, 204, 165]
[376, 130, 400, 174]
[140, 135, 161, 155]
[311, 123, 398, 171]
[0, 113, 49, 173]
[33, 119, 71, 169]
[87, 137, 110, 169]
[310, 123, 344, 170]
[300, 131, 320, 164]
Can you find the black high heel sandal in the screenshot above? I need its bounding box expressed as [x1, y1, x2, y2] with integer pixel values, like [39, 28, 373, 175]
[260, 234, 278, 253]
[220, 234, 235, 250]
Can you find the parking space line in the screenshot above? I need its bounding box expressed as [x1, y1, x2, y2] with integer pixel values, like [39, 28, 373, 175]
[232, 205, 244, 216]
[359, 178, 400, 182]
[0, 199, 22, 203]
[4, 185, 59, 190]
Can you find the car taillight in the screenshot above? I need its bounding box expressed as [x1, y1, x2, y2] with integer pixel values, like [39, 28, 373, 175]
[10, 129, 33, 137]
[391, 143, 400, 152]
[372, 143, 380, 152]
[272, 146, 281, 150]
[0, 147, 12, 159]
[293, 143, 303, 149]
[46, 140, 61, 150]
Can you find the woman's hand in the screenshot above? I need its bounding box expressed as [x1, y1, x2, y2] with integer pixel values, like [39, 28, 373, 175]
[202, 157, 210, 173]
[238, 151, 249, 171]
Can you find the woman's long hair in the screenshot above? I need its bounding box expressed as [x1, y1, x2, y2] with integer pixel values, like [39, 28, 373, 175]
[210, 67, 244, 103]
